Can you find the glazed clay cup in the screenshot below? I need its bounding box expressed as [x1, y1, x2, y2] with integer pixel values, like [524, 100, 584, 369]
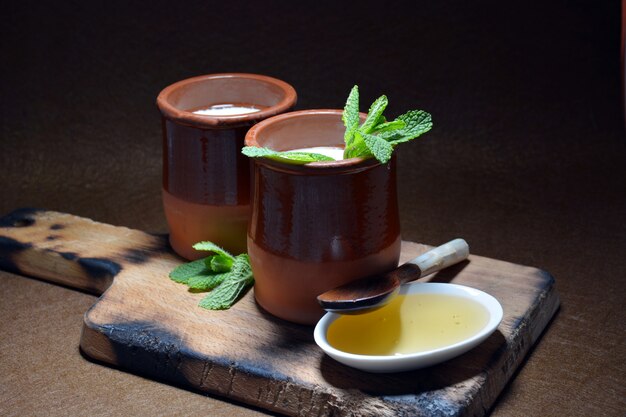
[245, 110, 402, 325]
[157, 73, 296, 260]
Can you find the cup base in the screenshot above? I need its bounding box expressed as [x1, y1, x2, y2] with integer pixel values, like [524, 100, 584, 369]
[248, 235, 402, 325]
[163, 188, 249, 259]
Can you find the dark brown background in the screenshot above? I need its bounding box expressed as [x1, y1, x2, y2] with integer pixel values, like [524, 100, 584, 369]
[1, 1, 624, 416]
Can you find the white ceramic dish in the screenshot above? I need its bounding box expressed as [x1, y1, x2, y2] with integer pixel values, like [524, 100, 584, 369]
[313, 282, 503, 373]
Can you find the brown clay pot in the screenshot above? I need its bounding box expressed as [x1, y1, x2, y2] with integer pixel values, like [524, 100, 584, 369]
[245, 110, 402, 325]
[157, 73, 297, 259]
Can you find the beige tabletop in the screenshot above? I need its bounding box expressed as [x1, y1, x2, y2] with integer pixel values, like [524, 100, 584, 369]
[1, 2, 625, 416]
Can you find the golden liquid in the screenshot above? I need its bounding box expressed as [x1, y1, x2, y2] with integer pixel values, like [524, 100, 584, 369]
[327, 293, 490, 355]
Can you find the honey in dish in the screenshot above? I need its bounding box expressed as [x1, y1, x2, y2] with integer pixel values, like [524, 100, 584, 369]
[326, 293, 490, 356]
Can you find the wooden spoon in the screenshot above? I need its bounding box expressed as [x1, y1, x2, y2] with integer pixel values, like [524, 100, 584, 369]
[317, 239, 470, 314]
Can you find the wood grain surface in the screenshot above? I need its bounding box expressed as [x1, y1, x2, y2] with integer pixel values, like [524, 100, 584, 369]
[0, 209, 560, 417]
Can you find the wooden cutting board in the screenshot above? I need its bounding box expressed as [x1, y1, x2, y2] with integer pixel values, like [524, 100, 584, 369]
[0, 208, 560, 417]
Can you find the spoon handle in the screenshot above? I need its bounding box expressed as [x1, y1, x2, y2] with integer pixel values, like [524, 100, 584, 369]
[402, 239, 470, 283]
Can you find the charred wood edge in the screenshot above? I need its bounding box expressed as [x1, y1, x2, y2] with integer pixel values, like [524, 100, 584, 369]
[0, 208, 174, 293]
[0, 208, 123, 293]
[0, 236, 32, 274]
[0, 207, 43, 228]
[79, 317, 340, 416]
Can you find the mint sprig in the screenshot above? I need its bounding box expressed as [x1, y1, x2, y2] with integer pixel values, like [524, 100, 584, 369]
[240, 84, 432, 165]
[168, 242, 254, 310]
[342, 86, 432, 163]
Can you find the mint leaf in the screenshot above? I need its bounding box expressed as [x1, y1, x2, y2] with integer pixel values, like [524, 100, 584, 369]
[188, 272, 229, 291]
[198, 254, 254, 310]
[227, 254, 253, 282]
[342, 85, 360, 147]
[383, 110, 433, 144]
[192, 241, 234, 260]
[169, 258, 210, 284]
[359, 95, 388, 134]
[241, 146, 281, 158]
[198, 278, 250, 309]
[169, 241, 255, 310]
[372, 119, 406, 134]
[278, 152, 335, 163]
[373, 114, 387, 128]
[362, 132, 394, 164]
[242, 146, 334, 164]
[208, 254, 233, 273]
[344, 131, 371, 159]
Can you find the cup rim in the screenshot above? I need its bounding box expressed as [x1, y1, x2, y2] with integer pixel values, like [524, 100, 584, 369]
[156, 73, 297, 128]
[245, 109, 383, 170]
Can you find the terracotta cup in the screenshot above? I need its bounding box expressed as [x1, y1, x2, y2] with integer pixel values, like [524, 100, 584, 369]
[157, 73, 297, 259]
[245, 110, 402, 325]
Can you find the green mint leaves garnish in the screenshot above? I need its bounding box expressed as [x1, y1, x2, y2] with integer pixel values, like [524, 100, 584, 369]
[168, 242, 254, 310]
[342, 85, 432, 163]
[198, 254, 253, 310]
[240, 84, 432, 165]
[241, 146, 334, 164]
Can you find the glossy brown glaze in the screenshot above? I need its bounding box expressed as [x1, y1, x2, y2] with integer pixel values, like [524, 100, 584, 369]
[245, 110, 402, 324]
[157, 74, 297, 259]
